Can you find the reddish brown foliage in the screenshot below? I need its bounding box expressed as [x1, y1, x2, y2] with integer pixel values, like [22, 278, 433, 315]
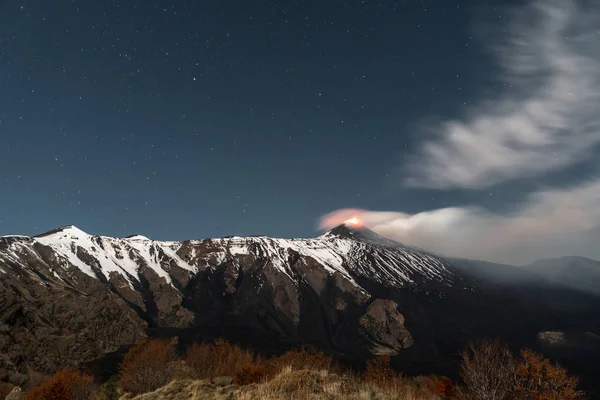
[234, 362, 276, 385]
[270, 348, 335, 372]
[514, 349, 584, 400]
[185, 338, 255, 379]
[458, 339, 585, 400]
[25, 369, 96, 400]
[432, 375, 455, 399]
[119, 338, 177, 395]
[363, 356, 399, 387]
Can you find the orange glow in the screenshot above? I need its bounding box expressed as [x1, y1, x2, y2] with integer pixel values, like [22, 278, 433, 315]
[345, 217, 363, 227]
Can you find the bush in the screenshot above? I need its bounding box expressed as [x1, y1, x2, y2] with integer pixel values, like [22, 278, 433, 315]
[185, 339, 255, 380]
[514, 349, 584, 400]
[363, 356, 399, 388]
[184, 342, 212, 379]
[270, 347, 335, 372]
[25, 369, 96, 400]
[432, 375, 455, 399]
[458, 338, 517, 400]
[234, 362, 276, 385]
[458, 339, 585, 400]
[119, 338, 177, 395]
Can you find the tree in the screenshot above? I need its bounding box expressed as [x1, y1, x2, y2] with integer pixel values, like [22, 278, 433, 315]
[458, 339, 517, 400]
[514, 349, 585, 400]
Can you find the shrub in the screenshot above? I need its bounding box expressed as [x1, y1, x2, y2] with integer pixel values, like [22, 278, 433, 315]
[514, 349, 584, 400]
[363, 356, 398, 388]
[25, 369, 96, 400]
[270, 347, 335, 372]
[458, 339, 585, 400]
[234, 362, 276, 385]
[210, 339, 254, 378]
[458, 338, 517, 400]
[432, 375, 455, 399]
[185, 339, 255, 379]
[119, 338, 177, 395]
[184, 342, 212, 378]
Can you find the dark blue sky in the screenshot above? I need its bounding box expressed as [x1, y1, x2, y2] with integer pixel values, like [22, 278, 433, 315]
[1, 0, 516, 240]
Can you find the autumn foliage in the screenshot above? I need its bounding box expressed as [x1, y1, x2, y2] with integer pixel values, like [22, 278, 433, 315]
[269, 347, 335, 372]
[433, 375, 455, 399]
[25, 369, 96, 400]
[18, 336, 587, 399]
[363, 356, 398, 387]
[233, 362, 275, 385]
[185, 338, 255, 379]
[458, 339, 585, 400]
[118, 338, 177, 395]
[514, 348, 585, 400]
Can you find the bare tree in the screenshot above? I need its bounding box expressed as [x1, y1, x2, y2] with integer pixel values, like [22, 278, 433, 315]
[458, 338, 517, 400]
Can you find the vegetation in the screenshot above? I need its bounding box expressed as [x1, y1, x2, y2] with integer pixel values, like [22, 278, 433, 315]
[457, 339, 585, 400]
[25, 369, 96, 400]
[118, 338, 177, 395]
[12, 337, 584, 400]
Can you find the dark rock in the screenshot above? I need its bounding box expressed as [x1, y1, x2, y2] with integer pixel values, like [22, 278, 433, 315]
[358, 299, 413, 355]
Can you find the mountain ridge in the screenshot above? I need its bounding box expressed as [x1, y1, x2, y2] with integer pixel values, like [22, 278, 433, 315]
[1, 223, 600, 395]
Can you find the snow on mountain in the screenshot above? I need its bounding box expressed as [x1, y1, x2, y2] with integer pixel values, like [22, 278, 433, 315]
[0, 223, 461, 294]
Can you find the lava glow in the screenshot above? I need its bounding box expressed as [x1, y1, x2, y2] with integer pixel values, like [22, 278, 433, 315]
[345, 217, 363, 227]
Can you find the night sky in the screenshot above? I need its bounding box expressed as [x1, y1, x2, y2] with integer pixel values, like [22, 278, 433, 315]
[0, 0, 484, 238]
[3, 0, 599, 263]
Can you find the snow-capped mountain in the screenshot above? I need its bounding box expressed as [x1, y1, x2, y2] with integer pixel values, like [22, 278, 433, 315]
[2, 224, 459, 292]
[1, 223, 599, 391]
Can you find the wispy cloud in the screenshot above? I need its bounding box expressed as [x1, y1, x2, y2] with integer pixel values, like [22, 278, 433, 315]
[319, 180, 600, 264]
[320, 0, 600, 264]
[405, 0, 600, 189]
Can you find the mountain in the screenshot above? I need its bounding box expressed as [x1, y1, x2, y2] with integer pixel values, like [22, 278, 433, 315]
[525, 256, 600, 296]
[1, 224, 599, 393]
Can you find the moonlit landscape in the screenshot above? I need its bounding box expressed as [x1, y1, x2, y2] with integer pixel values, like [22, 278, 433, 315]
[1, 1, 599, 399]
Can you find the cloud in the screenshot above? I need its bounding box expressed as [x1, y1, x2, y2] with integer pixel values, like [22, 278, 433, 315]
[319, 1, 600, 264]
[319, 179, 600, 264]
[404, 0, 600, 189]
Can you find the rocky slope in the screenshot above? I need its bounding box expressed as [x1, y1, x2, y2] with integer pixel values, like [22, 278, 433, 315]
[0, 224, 599, 392]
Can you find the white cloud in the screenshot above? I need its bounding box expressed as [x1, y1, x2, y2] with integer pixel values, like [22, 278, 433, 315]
[319, 1, 600, 264]
[319, 179, 600, 264]
[404, 0, 600, 189]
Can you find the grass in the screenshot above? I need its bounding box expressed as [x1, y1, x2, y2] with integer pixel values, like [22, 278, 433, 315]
[125, 367, 443, 400]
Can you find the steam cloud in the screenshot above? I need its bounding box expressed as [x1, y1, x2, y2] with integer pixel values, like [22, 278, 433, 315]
[320, 0, 600, 264]
[319, 180, 600, 264]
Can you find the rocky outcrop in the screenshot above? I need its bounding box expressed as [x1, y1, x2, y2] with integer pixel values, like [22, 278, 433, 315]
[358, 299, 413, 355]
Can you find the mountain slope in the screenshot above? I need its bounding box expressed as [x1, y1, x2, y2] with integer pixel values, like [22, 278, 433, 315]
[526, 256, 600, 296]
[0, 224, 466, 376]
[0, 224, 599, 394]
